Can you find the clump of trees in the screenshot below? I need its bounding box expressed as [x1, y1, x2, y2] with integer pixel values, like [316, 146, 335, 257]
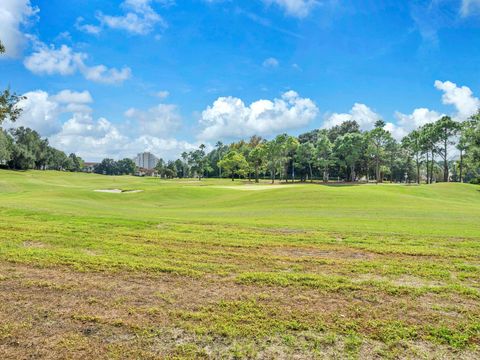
[154, 159, 182, 178]
[164, 114, 480, 184]
[93, 158, 136, 175]
[0, 125, 85, 172]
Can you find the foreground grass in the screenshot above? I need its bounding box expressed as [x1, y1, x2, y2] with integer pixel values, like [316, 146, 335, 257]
[0, 170, 479, 359]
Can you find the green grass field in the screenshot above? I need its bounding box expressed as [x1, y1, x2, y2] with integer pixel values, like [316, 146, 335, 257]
[0, 170, 479, 359]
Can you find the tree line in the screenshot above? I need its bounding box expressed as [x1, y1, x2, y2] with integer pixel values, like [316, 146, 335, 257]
[92, 158, 137, 175]
[153, 115, 480, 184]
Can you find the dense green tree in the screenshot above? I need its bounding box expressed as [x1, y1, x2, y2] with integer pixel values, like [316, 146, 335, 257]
[68, 153, 85, 172]
[174, 159, 184, 178]
[47, 147, 70, 170]
[295, 142, 315, 182]
[298, 129, 320, 144]
[188, 144, 209, 180]
[0, 129, 12, 165]
[8, 127, 43, 170]
[327, 120, 360, 143]
[117, 158, 136, 175]
[464, 112, 480, 181]
[155, 159, 178, 178]
[94, 158, 117, 175]
[248, 143, 266, 183]
[334, 132, 364, 182]
[316, 132, 334, 183]
[280, 135, 299, 182]
[218, 150, 249, 181]
[264, 136, 285, 183]
[165, 161, 178, 178]
[9, 142, 36, 170]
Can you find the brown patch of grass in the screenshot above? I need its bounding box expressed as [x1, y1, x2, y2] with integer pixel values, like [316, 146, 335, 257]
[23, 240, 48, 248]
[0, 259, 479, 359]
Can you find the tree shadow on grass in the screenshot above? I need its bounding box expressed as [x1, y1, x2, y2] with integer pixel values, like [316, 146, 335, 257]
[276, 181, 362, 187]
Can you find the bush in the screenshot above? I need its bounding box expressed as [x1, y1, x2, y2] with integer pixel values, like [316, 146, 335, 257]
[470, 177, 480, 185]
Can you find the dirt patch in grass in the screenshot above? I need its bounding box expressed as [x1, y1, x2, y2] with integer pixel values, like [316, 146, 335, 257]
[257, 227, 308, 235]
[392, 275, 446, 288]
[83, 249, 101, 257]
[23, 241, 49, 248]
[271, 246, 373, 260]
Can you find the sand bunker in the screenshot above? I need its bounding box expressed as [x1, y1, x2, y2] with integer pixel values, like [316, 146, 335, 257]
[94, 189, 143, 193]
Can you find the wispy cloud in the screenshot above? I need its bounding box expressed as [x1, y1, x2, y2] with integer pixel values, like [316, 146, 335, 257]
[460, 0, 480, 16]
[263, 0, 318, 18]
[263, 57, 279, 68]
[235, 7, 304, 39]
[77, 0, 168, 36]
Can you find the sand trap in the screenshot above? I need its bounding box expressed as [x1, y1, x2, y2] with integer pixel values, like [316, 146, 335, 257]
[94, 189, 143, 193]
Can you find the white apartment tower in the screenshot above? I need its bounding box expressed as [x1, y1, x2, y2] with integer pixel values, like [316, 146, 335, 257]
[134, 152, 159, 169]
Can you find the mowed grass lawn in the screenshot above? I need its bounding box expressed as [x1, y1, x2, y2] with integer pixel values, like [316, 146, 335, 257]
[0, 170, 479, 359]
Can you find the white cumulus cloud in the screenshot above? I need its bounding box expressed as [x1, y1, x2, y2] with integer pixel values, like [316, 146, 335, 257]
[49, 114, 129, 159]
[322, 103, 382, 131]
[51, 90, 93, 105]
[49, 114, 198, 161]
[199, 90, 318, 140]
[0, 0, 38, 58]
[394, 108, 442, 134]
[125, 103, 182, 137]
[10, 91, 60, 136]
[322, 103, 419, 140]
[24, 44, 85, 75]
[24, 42, 131, 84]
[434, 80, 480, 120]
[5, 89, 95, 136]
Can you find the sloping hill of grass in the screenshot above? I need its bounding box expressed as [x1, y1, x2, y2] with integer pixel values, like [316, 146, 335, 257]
[0, 170, 479, 359]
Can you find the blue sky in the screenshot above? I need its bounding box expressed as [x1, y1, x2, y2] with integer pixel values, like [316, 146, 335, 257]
[1, 0, 480, 160]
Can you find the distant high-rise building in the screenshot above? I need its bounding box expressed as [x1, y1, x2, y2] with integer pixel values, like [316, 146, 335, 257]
[133, 152, 159, 170]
